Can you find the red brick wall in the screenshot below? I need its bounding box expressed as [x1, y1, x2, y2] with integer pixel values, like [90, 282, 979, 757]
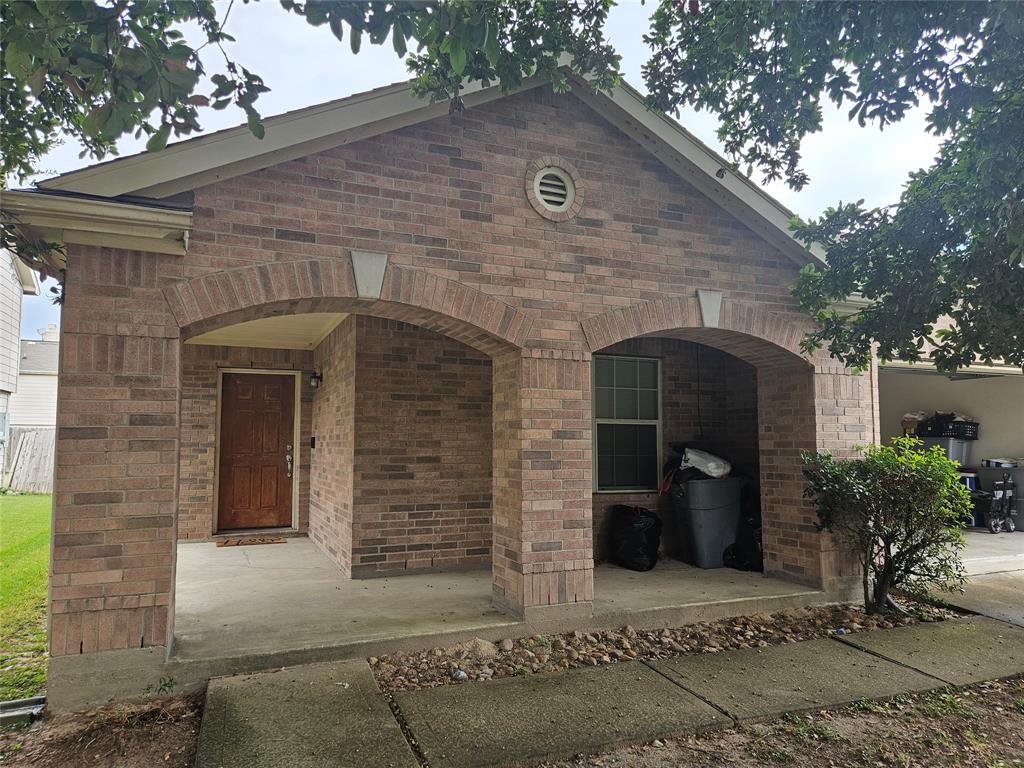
[49, 84, 881, 656]
[310, 317, 357, 573]
[185, 87, 809, 343]
[592, 338, 758, 561]
[51, 246, 180, 655]
[178, 344, 313, 540]
[347, 317, 492, 576]
[492, 350, 593, 618]
[308, 316, 493, 577]
[757, 364, 819, 583]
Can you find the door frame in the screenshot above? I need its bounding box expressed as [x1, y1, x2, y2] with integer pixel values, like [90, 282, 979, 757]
[213, 367, 302, 533]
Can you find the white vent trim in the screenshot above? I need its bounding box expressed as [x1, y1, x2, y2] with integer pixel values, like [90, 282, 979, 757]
[533, 167, 575, 212]
[525, 156, 584, 221]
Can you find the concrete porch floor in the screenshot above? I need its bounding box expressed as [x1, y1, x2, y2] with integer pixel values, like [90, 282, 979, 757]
[172, 537, 826, 664]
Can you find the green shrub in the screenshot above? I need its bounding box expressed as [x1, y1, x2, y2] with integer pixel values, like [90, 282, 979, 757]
[803, 436, 971, 613]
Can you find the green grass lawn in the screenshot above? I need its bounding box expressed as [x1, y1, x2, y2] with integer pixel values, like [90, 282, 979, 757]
[0, 493, 51, 701]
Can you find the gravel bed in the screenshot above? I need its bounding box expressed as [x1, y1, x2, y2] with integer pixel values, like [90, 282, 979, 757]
[369, 600, 961, 694]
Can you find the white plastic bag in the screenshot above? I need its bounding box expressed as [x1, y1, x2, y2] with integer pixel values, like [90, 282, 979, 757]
[680, 448, 731, 479]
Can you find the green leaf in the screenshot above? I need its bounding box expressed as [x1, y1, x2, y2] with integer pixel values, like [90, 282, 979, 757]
[146, 123, 171, 152]
[247, 112, 265, 140]
[449, 41, 466, 76]
[392, 21, 407, 56]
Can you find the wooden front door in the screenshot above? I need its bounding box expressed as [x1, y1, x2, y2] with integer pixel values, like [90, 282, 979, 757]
[218, 373, 295, 531]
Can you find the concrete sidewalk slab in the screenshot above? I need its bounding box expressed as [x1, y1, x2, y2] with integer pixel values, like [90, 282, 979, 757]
[962, 530, 1024, 576]
[840, 615, 1024, 686]
[649, 638, 940, 721]
[946, 572, 1024, 627]
[396, 661, 728, 768]
[195, 659, 416, 768]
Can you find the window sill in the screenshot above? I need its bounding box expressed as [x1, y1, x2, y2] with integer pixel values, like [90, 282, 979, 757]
[593, 488, 659, 495]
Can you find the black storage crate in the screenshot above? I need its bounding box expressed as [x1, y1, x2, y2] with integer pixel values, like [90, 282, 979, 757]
[917, 417, 979, 441]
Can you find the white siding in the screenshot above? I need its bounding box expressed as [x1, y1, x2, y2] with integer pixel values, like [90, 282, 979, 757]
[0, 252, 22, 394]
[9, 373, 58, 427]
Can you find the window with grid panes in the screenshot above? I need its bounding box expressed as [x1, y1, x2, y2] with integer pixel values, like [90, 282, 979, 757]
[593, 355, 660, 491]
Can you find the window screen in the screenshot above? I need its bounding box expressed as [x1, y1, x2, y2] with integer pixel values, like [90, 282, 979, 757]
[594, 356, 660, 490]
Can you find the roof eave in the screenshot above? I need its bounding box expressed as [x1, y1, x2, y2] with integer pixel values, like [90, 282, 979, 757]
[37, 77, 550, 200]
[11, 253, 40, 294]
[2, 190, 192, 266]
[569, 77, 825, 269]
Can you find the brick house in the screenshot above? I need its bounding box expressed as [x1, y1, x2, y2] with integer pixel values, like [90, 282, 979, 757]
[3, 74, 878, 703]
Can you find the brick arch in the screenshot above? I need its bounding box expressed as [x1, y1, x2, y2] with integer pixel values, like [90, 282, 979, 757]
[163, 258, 530, 355]
[580, 295, 812, 369]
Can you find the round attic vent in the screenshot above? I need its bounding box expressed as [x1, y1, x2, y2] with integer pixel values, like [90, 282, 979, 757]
[533, 167, 575, 212]
[524, 156, 584, 221]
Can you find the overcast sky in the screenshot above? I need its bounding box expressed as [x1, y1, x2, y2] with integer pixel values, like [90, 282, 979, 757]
[20, 0, 942, 338]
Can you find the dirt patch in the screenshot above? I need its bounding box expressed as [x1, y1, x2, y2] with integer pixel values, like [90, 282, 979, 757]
[370, 600, 962, 693]
[0, 694, 202, 768]
[540, 675, 1024, 768]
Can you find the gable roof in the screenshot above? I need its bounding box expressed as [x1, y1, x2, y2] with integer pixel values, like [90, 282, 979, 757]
[27, 73, 824, 268]
[19, 339, 59, 374]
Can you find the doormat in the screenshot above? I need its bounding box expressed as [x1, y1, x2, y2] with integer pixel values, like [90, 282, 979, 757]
[215, 536, 287, 547]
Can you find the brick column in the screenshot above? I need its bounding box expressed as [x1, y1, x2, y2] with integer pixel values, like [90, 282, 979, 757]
[758, 358, 875, 593]
[813, 361, 876, 591]
[757, 363, 818, 584]
[491, 348, 593, 621]
[49, 246, 181, 656]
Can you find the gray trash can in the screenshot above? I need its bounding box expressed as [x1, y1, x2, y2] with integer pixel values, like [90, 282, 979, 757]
[670, 477, 745, 569]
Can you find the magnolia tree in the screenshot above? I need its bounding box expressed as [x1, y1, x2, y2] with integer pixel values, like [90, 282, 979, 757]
[802, 437, 972, 614]
[2, 1, 1022, 369]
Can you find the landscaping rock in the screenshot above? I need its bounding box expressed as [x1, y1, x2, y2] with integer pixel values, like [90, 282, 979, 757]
[369, 600, 963, 694]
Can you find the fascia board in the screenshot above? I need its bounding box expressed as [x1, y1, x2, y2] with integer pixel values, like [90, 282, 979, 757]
[39, 78, 547, 199]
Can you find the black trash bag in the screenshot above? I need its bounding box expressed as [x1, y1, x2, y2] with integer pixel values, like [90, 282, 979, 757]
[609, 505, 662, 572]
[723, 479, 764, 572]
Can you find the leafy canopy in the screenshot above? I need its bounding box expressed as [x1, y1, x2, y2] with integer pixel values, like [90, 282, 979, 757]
[2, 1, 1021, 371]
[0, 0, 619, 182]
[803, 437, 971, 614]
[644, 1, 1024, 372]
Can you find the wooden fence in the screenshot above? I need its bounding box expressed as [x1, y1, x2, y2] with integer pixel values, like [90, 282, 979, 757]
[5, 427, 55, 494]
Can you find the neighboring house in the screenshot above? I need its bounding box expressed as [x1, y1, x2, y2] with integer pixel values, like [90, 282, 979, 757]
[10, 325, 60, 428]
[5, 326, 60, 493]
[3, 74, 880, 699]
[0, 249, 39, 476]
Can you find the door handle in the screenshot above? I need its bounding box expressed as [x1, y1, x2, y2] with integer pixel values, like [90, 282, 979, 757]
[285, 443, 293, 478]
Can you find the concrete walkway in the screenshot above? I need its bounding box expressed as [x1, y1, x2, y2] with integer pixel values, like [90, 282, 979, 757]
[196, 616, 1024, 768]
[946, 571, 1024, 627]
[962, 529, 1024, 576]
[944, 530, 1024, 626]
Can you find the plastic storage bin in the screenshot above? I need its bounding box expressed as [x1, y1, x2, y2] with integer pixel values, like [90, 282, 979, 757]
[670, 477, 745, 569]
[919, 437, 972, 467]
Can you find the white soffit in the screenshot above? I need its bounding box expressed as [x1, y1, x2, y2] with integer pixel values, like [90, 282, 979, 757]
[880, 360, 1023, 377]
[0, 190, 191, 267]
[185, 312, 347, 350]
[9, 252, 40, 295]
